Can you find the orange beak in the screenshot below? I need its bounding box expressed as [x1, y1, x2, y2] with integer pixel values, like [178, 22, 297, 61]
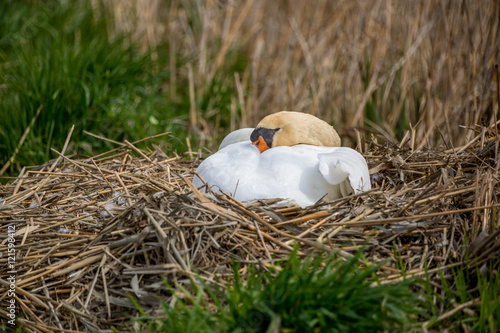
[252, 135, 270, 153]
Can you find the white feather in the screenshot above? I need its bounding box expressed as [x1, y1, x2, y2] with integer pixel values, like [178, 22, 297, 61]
[218, 128, 254, 150]
[194, 141, 370, 208]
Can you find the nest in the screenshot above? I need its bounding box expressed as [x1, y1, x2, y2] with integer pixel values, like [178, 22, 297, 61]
[1, 127, 499, 332]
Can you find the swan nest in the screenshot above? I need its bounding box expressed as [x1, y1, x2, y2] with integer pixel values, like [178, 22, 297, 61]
[1, 128, 499, 332]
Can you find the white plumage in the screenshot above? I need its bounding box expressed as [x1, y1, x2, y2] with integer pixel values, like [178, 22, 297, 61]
[193, 140, 370, 208]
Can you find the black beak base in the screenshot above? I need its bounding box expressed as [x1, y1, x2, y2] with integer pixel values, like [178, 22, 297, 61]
[250, 128, 279, 148]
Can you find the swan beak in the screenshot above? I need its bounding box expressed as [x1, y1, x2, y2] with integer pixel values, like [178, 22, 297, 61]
[252, 136, 270, 153]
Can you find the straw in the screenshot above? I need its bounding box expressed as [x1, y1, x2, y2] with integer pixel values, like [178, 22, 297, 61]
[0, 125, 499, 331]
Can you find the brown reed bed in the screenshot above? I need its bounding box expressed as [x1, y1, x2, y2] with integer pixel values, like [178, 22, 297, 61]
[0, 122, 499, 332]
[102, 0, 500, 150]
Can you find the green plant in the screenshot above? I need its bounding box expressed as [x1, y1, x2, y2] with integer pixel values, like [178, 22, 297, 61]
[421, 260, 500, 332]
[0, 0, 182, 173]
[134, 249, 422, 332]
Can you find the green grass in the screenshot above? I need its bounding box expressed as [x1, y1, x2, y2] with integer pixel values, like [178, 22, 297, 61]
[0, 0, 252, 177]
[0, 0, 189, 174]
[129, 250, 500, 333]
[132, 249, 423, 333]
[421, 260, 500, 332]
[0, 2, 497, 330]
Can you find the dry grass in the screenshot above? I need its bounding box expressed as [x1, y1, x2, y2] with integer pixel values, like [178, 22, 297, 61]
[1, 1, 500, 331]
[0, 121, 499, 331]
[102, 0, 499, 149]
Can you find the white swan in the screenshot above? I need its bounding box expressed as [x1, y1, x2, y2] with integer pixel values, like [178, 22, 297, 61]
[193, 111, 371, 208]
[218, 128, 254, 150]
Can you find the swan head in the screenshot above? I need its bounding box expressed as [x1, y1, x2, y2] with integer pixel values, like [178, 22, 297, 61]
[250, 111, 341, 153]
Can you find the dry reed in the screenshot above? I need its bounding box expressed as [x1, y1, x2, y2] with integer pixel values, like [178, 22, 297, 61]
[1, 1, 500, 331]
[0, 121, 499, 331]
[102, 0, 499, 149]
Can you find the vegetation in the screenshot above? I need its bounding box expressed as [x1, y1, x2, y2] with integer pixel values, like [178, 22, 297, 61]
[2, 0, 499, 175]
[422, 261, 500, 332]
[134, 249, 422, 333]
[0, 0, 498, 332]
[0, 0, 182, 174]
[1, 130, 498, 332]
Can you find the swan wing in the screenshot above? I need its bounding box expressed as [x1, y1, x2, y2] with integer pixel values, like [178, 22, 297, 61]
[317, 147, 371, 196]
[194, 144, 371, 208]
[193, 142, 263, 198]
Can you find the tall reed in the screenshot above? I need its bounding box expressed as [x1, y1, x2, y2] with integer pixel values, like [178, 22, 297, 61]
[106, 0, 499, 150]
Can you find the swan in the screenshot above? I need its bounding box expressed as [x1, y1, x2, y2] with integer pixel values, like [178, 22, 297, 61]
[193, 111, 371, 208]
